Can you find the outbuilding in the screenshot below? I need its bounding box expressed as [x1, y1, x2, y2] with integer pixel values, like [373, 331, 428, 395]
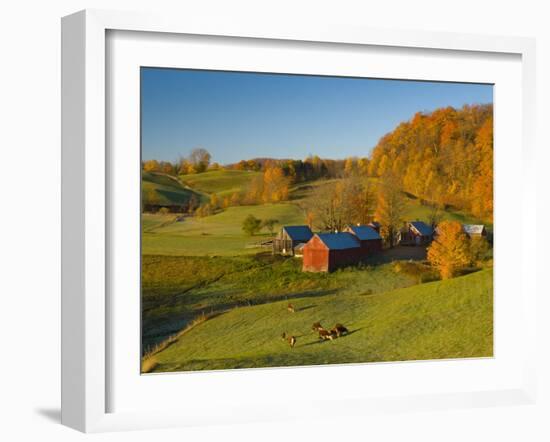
[462, 224, 487, 238]
[344, 224, 383, 253]
[302, 232, 362, 272]
[272, 225, 313, 256]
[399, 221, 434, 246]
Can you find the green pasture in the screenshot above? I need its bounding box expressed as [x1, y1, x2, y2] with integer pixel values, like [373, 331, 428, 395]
[148, 268, 493, 372]
[142, 171, 204, 206]
[180, 169, 262, 198]
[142, 203, 305, 256]
[141, 253, 419, 352]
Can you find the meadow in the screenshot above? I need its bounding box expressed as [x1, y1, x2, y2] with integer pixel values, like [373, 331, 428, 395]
[141, 169, 493, 372]
[145, 268, 493, 372]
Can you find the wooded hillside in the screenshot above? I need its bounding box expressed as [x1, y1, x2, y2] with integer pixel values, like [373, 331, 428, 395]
[368, 104, 493, 221]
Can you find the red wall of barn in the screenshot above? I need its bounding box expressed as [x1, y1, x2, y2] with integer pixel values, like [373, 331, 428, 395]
[302, 236, 329, 272]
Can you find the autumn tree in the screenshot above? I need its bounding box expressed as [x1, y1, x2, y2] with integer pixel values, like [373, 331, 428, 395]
[230, 192, 241, 206]
[195, 203, 215, 218]
[262, 166, 290, 203]
[375, 172, 405, 247]
[179, 159, 196, 175]
[160, 161, 175, 175]
[188, 148, 211, 173]
[210, 193, 220, 209]
[143, 160, 160, 172]
[357, 157, 370, 176]
[344, 157, 356, 176]
[242, 214, 262, 236]
[427, 220, 471, 279]
[471, 117, 493, 221]
[368, 104, 493, 221]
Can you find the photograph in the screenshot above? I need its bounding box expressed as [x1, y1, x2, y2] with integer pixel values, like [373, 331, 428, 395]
[140, 68, 494, 374]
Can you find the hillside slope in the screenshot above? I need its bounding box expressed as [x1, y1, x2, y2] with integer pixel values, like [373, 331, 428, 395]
[147, 268, 493, 372]
[142, 172, 204, 207]
[181, 169, 262, 198]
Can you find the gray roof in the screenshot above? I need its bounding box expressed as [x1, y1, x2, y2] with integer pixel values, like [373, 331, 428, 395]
[463, 224, 485, 235]
[410, 221, 433, 236]
[282, 225, 313, 241]
[346, 225, 382, 241]
[316, 232, 360, 250]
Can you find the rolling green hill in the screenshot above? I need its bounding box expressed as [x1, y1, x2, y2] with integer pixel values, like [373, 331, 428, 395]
[142, 172, 205, 207]
[142, 203, 306, 256]
[180, 169, 262, 198]
[145, 268, 493, 372]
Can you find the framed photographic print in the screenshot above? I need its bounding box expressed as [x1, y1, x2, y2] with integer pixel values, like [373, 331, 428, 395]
[61, 9, 537, 432]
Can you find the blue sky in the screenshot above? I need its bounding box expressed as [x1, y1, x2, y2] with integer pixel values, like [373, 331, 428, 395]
[141, 68, 493, 164]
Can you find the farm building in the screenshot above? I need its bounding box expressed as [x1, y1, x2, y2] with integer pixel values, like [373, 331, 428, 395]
[302, 232, 363, 272]
[344, 224, 383, 253]
[272, 225, 313, 256]
[367, 221, 381, 233]
[463, 224, 487, 238]
[293, 243, 306, 257]
[399, 221, 434, 246]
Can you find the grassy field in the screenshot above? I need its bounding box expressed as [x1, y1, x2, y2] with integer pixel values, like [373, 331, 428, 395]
[142, 203, 305, 256]
[142, 172, 205, 206]
[146, 268, 493, 372]
[141, 253, 419, 352]
[180, 169, 262, 198]
[141, 168, 493, 372]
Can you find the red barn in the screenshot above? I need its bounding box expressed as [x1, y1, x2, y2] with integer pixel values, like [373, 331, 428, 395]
[344, 224, 383, 253]
[302, 233, 362, 272]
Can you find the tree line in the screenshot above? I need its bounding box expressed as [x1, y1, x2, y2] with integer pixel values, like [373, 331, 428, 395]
[367, 104, 493, 221]
[144, 103, 493, 227]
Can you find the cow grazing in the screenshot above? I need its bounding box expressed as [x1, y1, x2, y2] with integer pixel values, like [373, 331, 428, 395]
[287, 303, 295, 313]
[318, 328, 335, 341]
[281, 332, 297, 348]
[312, 321, 323, 332]
[331, 323, 349, 337]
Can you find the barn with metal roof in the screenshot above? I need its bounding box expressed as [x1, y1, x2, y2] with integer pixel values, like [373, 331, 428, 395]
[302, 232, 363, 272]
[344, 224, 383, 253]
[399, 221, 434, 246]
[272, 225, 314, 256]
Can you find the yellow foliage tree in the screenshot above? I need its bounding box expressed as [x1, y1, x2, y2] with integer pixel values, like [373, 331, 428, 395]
[230, 192, 240, 206]
[262, 166, 289, 203]
[357, 157, 369, 176]
[143, 160, 160, 172]
[210, 193, 219, 209]
[375, 172, 405, 247]
[427, 220, 471, 279]
[344, 157, 356, 176]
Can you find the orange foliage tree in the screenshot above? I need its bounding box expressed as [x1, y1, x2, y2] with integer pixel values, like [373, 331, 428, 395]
[427, 220, 471, 279]
[143, 159, 160, 172]
[368, 104, 493, 221]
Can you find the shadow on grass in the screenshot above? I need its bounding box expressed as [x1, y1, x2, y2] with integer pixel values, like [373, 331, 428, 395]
[296, 304, 317, 312]
[300, 328, 364, 347]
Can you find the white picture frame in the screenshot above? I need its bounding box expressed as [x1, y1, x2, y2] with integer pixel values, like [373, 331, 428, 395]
[61, 9, 537, 433]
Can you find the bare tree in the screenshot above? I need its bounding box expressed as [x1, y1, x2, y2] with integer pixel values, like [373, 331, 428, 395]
[188, 148, 211, 173]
